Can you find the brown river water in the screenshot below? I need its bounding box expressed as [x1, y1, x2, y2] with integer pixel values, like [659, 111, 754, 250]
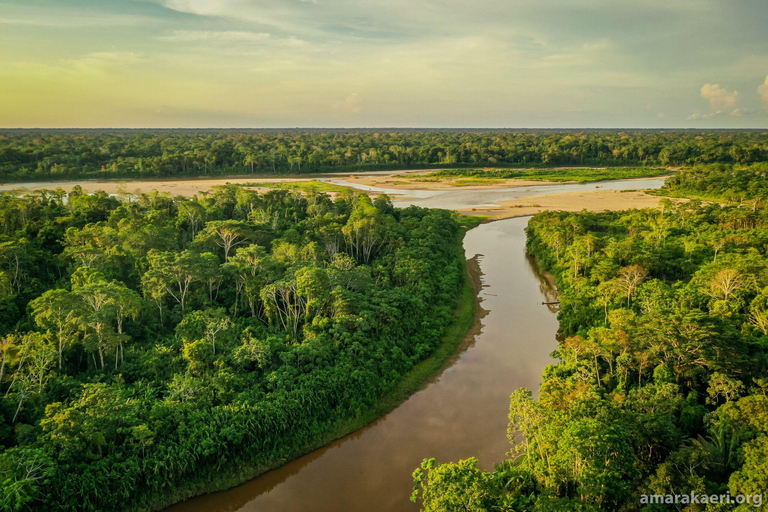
[159, 177, 663, 512]
[166, 216, 560, 512]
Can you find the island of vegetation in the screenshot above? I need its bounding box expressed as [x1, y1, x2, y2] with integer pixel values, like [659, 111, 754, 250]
[420, 167, 671, 183]
[0, 185, 472, 511]
[412, 178, 768, 510]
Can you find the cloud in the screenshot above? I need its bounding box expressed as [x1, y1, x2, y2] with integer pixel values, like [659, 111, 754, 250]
[146, 0, 232, 16]
[700, 83, 739, 110]
[333, 93, 362, 114]
[687, 108, 755, 121]
[6, 0, 768, 128]
[159, 30, 271, 42]
[759, 76, 768, 104]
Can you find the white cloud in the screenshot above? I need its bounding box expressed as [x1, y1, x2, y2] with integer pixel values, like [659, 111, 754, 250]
[687, 108, 753, 121]
[700, 83, 739, 110]
[759, 75, 768, 104]
[147, 0, 233, 16]
[159, 30, 271, 42]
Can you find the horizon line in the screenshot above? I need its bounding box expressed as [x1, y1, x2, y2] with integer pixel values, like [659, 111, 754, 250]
[1, 127, 767, 131]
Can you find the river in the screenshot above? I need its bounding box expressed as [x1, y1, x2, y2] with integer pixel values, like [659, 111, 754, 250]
[325, 177, 667, 210]
[164, 178, 664, 512]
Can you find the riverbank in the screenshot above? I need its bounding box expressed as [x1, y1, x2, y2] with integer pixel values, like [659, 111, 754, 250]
[0, 168, 672, 197]
[343, 174, 558, 190]
[345, 170, 672, 191]
[163, 216, 566, 512]
[0, 174, 566, 196]
[458, 187, 686, 220]
[153, 239, 482, 512]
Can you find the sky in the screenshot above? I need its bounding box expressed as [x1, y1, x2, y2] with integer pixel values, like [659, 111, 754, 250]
[1, 0, 768, 128]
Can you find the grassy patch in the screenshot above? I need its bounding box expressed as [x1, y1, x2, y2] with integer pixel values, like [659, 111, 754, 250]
[241, 180, 350, 193]
[454, 214, 488, 229]
[452, 177, 504, 185]
[427, 167, 672, 183]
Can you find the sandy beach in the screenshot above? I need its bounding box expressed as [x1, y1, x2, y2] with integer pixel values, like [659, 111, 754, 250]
[1, 167, 656, 196]
[458, 188, 680, 220]
[0, 173, 570, 196]
[0, 177, 317, 197]
[0, 174, 675, 218]
[341, 174, 558, 190]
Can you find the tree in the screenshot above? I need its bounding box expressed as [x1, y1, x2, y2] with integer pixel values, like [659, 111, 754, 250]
[261, 278, 306, 339]
[0, 238, 32, 293]
[143, 249, 211, 315]
[595, 280, 620, 325]
[342, 195, 387, 263]
[110, 284, 141, 367]
[0, 448, 54, 511]
[9, 333, 56, 422]
[131, 425, 154, 459]
[233, 329, 272, 369]
[29, 289, 81, 369]
[61, 224, 117, 270]
[748, 290, 768, 335]
[411, 458, 505, 512]
[555, 419, 637, 507]
[71, 269, 118, 369]
[707, 268, 744, 301]
[617, 265, 648, 306]
[194, 220, 253, 261]
[223, 244, 267, 317]
[176, 308, 233, 356]
[177, 199, 206, 238]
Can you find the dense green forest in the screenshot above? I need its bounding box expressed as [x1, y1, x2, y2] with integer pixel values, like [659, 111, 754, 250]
[661, 163, 768, 202]
[1, 130, 767, 181]
[0, 185, 467, 511]
[413, 201, 768, 511]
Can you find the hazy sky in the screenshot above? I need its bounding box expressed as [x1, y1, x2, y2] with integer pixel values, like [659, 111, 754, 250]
[1, 0, 768, 128]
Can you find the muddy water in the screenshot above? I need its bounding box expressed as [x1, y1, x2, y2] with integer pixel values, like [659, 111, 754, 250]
[166, 217, 561, 512]
[324, 177, 667, 209]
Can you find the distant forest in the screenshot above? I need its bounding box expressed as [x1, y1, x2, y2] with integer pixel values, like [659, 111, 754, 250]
[1, 130, 767, 181]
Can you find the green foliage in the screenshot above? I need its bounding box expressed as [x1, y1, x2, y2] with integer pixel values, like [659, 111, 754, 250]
[245, 180, 350, 194]
[412, 458, 508, 512]
[0, 186, 466, 511]
[0, 447, 54, 512]
[415, 199, 768, 512]
[662, 163, 768, 202]
[429, 167, 670, 182]
[1, 130, 767, 181]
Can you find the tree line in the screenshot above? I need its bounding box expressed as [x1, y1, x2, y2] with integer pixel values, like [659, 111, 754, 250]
[661, 162, 768, 203]
[413, 200, 768, 511]
[0, 185, 466, 511]
[1, 130, 768, 181]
